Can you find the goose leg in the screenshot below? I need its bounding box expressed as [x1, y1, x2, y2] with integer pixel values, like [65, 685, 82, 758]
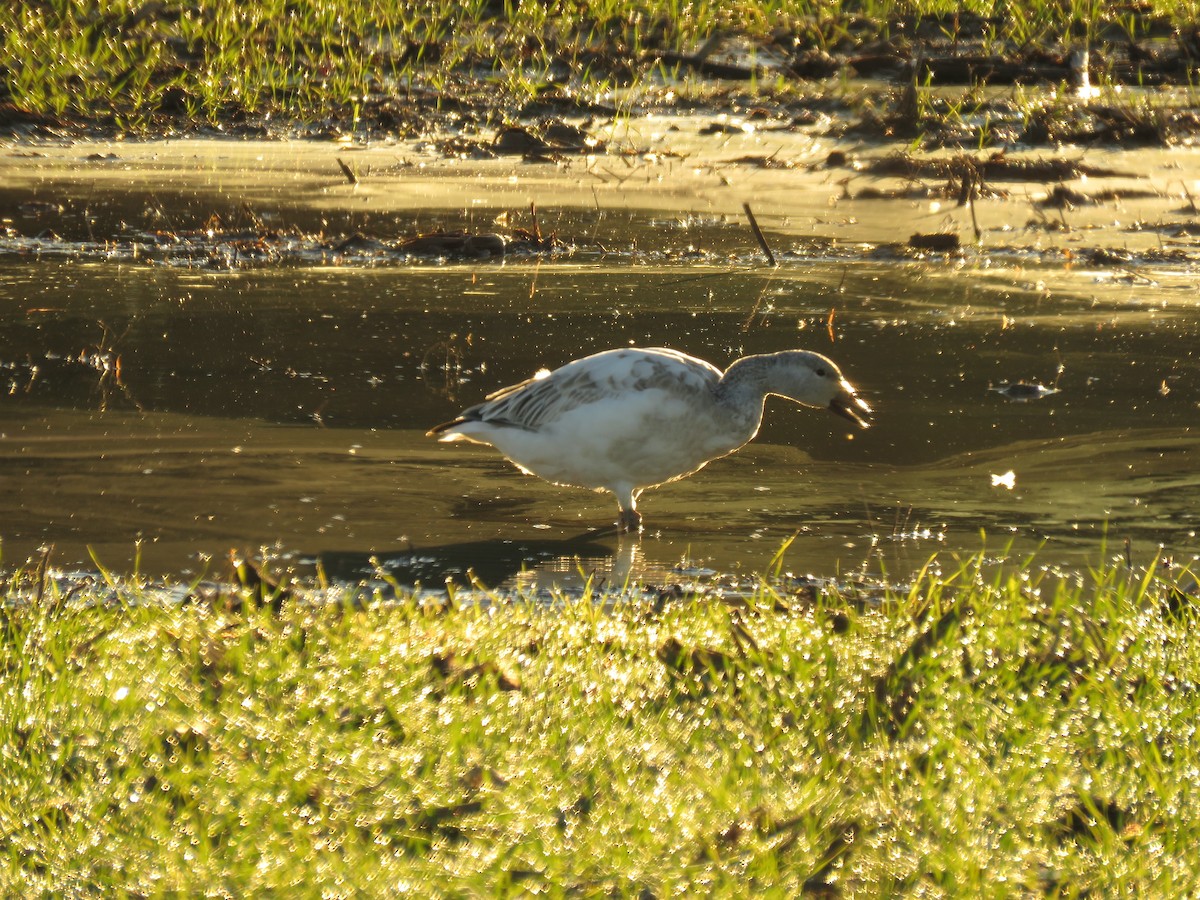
[615, 486, 642, 533]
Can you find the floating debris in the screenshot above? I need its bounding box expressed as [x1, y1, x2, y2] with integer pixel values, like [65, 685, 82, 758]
[0, 214, 569, 267]
[399, 230, 510, 258]
[865, 151, 1136, 182]
[990, 381, 1060, 402]
[991, 470, 1017, 490]
[335, 157, 358, 185]
[909, 232, 960, 252]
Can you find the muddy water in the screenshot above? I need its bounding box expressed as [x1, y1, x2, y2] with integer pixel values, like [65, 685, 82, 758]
[1, 140, 1198, 589]
[2, 252, 1197, 588]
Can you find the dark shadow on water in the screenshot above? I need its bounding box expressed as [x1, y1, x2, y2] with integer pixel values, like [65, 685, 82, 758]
[316, 531, 618, 592]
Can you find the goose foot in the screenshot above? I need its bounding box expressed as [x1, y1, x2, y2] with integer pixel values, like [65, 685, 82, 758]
[617, 508, 643, 533]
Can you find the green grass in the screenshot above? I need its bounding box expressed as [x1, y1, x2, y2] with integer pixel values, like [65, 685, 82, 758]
[2, 548, 1199, 894]
[3, 1, 1199, 134]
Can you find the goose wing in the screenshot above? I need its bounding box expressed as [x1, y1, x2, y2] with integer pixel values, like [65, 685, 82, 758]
[429, 348, 721, 435]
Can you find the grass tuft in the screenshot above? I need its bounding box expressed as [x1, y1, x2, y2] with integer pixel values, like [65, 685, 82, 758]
[2, 546, 1199, 892]
[4, 1, 1200, 140]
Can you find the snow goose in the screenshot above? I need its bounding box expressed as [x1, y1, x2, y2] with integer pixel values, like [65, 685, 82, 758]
[428, 346, 872, 531]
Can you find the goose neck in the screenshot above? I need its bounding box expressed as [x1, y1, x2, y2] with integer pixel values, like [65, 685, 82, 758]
[717, 354, 773, 402]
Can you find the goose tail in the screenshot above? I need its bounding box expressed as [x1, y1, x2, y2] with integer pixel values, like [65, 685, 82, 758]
[427, 417, 468, 439]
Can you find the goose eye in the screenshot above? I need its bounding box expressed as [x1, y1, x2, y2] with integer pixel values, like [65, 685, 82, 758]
[815, 367, 827, 377]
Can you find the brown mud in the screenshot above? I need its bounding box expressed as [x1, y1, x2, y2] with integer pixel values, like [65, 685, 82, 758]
[5, 128, 1200, 272]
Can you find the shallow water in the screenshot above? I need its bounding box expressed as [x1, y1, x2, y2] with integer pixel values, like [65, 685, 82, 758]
[1, 140, 1198, 589]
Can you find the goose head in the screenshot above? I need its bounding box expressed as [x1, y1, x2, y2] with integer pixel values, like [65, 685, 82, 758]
[772, 351, 872, 429]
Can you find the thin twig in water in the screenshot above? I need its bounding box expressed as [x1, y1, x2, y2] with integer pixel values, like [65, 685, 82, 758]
[659, 269, 740, 287]
[529, 260, 541, 299]
[1118, 265, 1156, 285]
[336, 158, 358, 185]
[740, 279, 773, 332]
[590, 187, 603, 242]
[742, 203, 777, 267]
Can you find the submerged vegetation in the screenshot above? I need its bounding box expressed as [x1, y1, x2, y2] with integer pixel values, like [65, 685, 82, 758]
[2, 549, 1199, 893]
[5, 1, 1200, 144]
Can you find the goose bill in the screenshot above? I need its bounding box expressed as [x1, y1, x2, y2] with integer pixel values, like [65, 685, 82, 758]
[830, 388, 872, 428]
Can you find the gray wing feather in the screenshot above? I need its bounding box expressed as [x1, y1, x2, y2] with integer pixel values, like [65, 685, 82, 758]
[470, 369, 608, 430]
[434, 349, 721, 434]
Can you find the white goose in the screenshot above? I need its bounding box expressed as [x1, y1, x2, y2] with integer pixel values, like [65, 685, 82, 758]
[428, 346, 872, 531]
